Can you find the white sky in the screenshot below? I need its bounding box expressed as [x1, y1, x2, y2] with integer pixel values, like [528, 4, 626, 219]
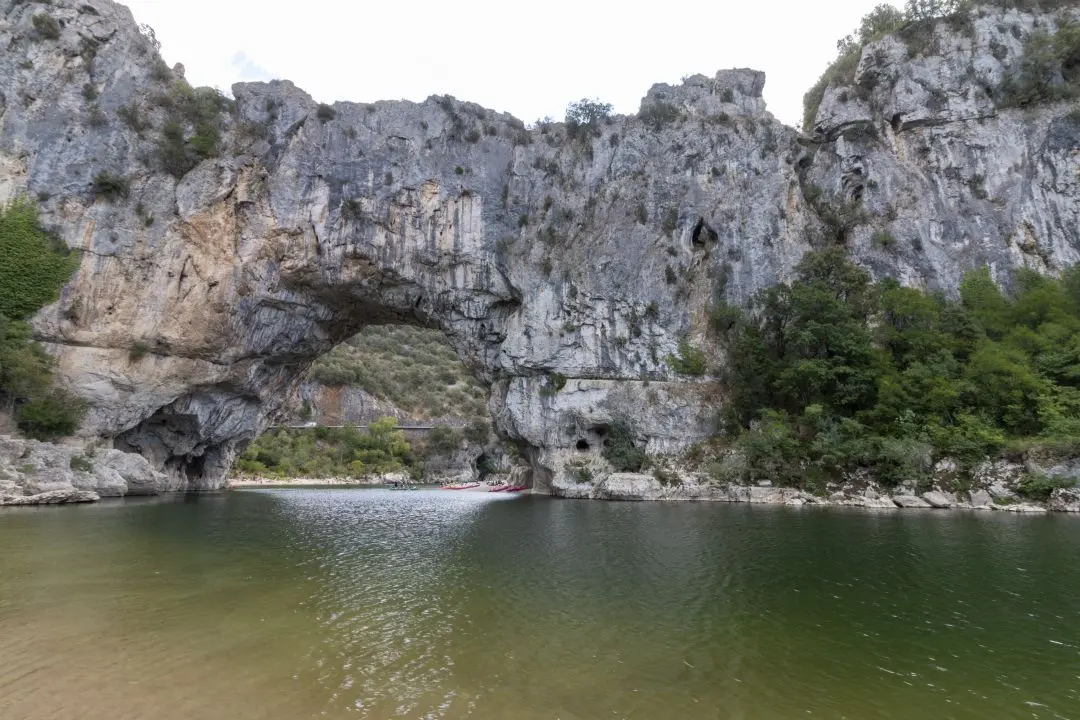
[122, 0, 901, 129]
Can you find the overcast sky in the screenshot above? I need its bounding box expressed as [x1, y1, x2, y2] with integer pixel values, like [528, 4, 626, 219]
[122, 0, 901, 129]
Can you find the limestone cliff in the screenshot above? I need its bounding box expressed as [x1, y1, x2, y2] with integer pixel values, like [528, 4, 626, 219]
[804, 5, 1080, 289]
[1, 0, 1078, 492]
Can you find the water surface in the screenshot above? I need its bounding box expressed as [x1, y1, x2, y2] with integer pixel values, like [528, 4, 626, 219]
[1, 489, 1078, 719]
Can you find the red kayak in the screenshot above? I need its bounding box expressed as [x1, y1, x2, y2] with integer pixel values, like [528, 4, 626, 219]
[505, 485, 529, 493]
[489, 485, 510, 493]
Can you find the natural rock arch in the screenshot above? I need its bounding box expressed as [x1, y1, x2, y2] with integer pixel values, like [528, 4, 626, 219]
[4, 0, 1080, 492]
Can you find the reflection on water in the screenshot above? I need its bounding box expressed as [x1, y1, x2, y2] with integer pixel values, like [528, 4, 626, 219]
[1, 489, 1078, 719]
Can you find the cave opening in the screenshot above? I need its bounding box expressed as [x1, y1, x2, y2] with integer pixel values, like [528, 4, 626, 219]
[691, 218, 719, 247]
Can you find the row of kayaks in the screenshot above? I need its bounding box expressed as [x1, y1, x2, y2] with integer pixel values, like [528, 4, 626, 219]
[440, 483, 529, 493]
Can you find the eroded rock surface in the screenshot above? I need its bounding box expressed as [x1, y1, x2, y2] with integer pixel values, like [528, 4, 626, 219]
[0, 435, 167, 503]
[1048, 488, 1080, 513]
[1, 0, 1079, 490]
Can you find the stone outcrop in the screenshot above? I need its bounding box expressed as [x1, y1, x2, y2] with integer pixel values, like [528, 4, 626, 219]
[892, 494, 933, 509]
[1, 0, 1079, 492]
[805, 6, 1080, 290]
[3, 488, 99, 505]
[0, 435, 168, 504]
[1048, 488, 1080, 513]
[922, 491, 957, 509]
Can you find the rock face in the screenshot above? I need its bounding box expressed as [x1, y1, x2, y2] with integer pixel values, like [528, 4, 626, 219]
[0, 435, 168, 503]
[893, 495, 932, 509]
[594, 474, 664, 502]
[2, 1, 1079, 491]
[922, 491, 957, 509]
[806, 7, 1080, 289]
[3, 488, 100, 505]
[1048, 488, 1080, 513]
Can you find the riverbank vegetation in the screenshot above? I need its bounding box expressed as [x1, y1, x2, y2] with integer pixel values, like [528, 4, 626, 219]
[235, 418, 419, 479]
[0, 200, 84, 439]
[309, 325, 489, 422]
[711, 248, 1080, 493]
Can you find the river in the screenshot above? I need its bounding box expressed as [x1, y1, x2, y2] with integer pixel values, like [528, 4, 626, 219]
[0, 489, 1077, 720]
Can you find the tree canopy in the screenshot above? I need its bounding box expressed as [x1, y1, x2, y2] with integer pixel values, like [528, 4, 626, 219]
[714, 250, 1080, 491]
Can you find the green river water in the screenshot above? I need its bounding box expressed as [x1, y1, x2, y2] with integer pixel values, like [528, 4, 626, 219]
[0, 488, 1078, 720]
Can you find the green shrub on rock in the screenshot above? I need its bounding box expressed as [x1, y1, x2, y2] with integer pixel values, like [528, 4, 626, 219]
[667, 341, 707, 377]
[32, 13, 60, 41]
[603, 422, 647, 473]
[92, 171, 130, 201]
[0, 200, 79, 320]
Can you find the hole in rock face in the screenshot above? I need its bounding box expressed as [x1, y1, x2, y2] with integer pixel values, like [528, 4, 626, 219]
[184, 453, 206, 481]
[691, 218, 719, 247]
[576, 440, 590, 452]
[476, 452, 491, 477]
[890, 113, 903, 132]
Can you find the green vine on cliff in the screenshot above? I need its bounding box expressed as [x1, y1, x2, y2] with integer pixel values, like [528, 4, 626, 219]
[0, 200, 86, 439]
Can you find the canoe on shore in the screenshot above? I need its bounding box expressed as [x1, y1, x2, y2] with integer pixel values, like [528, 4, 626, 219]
[441, 483, 481, 491]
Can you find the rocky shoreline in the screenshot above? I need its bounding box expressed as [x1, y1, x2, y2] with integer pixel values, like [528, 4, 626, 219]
[4, 431, 1078, 513]
[0, 435, 169, 507]
[551, 474, 1080, 513]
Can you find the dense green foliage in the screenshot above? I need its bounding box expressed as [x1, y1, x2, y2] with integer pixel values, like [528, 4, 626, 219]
[716, 249, 1080, 490]
[565, 99, 612, 126]
[233, 416, 491, 480]
[236, 418, 416, 478]
[0, 201, 79, 321]
[0, 201, 85, 439]
[667, 341, 707, 377]
[151, 79, 232, 178]
[565, 98, 612, 140]
[638, 102, 683, 130]
[309, 325, 489, 421]
[603, 422, 647, 473]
